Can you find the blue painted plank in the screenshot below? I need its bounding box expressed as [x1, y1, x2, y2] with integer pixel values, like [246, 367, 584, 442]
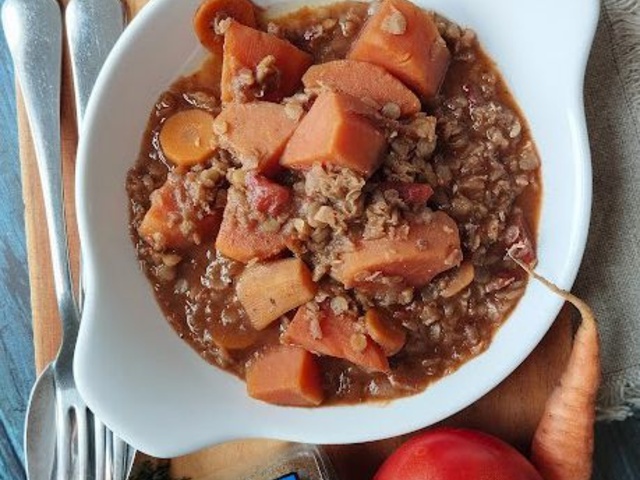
[0, 9, 34, 480]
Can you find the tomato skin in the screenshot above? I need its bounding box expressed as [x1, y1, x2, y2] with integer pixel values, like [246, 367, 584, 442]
[380, 182, 434, 204]
[374, 428, 543, 480]
[246, 173, 291, 217]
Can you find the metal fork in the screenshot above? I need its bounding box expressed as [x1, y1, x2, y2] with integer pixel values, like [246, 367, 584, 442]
[2, 0, 132, 478]
[65, 1, 135, 478]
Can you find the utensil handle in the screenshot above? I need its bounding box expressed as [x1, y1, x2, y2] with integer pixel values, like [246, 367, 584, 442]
[66, 0, 126, 128]
[1, 0, 80, 345]
[66, 0, 126, 312]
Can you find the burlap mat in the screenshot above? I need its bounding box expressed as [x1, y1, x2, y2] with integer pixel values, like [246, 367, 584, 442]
[578, 0, 640, 419]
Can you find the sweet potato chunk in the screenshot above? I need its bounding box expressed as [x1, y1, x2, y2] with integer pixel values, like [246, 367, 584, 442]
[246, 346, 324, 407]
[159, 109, 217, 167]
[348, 0, 450, 100]
[221, 21, 313, 103]
[302, 59, 421, 116]
[364, 309, 406, 356]
[334, 211, 462, 288]
[283, 304, 390, 373]
[215, 188, 288, 262]
[281, 91, 386, 177]
[237, 258, 317, 330]
[214, 102, 300, 175]
[139, 172, 222, 250]
[194, 0, 257, 52]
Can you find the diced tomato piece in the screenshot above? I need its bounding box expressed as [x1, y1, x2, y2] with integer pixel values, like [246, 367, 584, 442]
[381, 182, 434, 204]
[246, 173, 292, 217]
[504, 209, 537, 267]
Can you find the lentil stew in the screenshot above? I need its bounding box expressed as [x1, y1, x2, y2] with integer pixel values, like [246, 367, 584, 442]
[126, 0, 541, 407]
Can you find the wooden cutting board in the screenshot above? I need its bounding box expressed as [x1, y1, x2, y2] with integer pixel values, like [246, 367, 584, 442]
[18, 0, 572, 477]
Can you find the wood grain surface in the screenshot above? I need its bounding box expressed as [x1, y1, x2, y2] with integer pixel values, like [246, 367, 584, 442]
[19, 0, 573, 477]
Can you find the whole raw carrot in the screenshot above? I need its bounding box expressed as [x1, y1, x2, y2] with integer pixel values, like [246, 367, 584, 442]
[509, 249, 600, 480]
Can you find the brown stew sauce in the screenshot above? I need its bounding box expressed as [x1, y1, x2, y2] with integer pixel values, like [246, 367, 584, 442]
[126, 1, 541, 405]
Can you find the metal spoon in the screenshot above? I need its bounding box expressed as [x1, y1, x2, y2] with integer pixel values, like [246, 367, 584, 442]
[66, 0, 127, 129]
[23, 365, 56, 480]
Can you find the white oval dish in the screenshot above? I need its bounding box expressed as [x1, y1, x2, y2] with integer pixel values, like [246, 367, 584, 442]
[75, 0, 599, 458]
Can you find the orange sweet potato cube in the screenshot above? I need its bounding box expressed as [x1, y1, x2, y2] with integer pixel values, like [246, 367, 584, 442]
[283, 304, 390, 373]
[221, 21, 313, 103]
[348, 0, 450, 100]
[280, 91, 386, 177]
[214, 102, 300, 175]
[246, 346, 324, 407]
[215, 188, 288, 263]
[302, 59, 421, 116]
[236, 258, 317, 330]
[139, 173, 222, 250]
[333, 212, 462, 288]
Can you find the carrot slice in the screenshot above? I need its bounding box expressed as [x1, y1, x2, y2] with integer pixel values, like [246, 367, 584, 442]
[333, 212, 462, 288]
[194, 0, 257, 52]
[214, 102, 300, 175]
[210, 318, 258, 350]
[348, 0, 450, 100]
[507, 251, 600, 480]
[302, 59, 421, 116]
[221, 21, 313, 103]
[236, 258, 317, 330]
[159, 109, 217, 167]
[283, 304, 390, 373]
[215, 188, 288, 262]
[246, 345, 324, 407]
[281, 91, 386, 177]
[364, 309, 406, 356]
[440, 261, 475, 298]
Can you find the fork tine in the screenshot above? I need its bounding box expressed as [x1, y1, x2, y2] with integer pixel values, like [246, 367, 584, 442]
[105, 426, 114, 479]
[112, 434, 127, 480]
[125, 442, 137, 477]
[76, 406, 91, 479]
[55, 404, 72, 480]
[94, 416, 107, 480]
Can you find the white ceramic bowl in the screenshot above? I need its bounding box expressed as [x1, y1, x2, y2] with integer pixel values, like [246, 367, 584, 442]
[75, 0, 599, 458]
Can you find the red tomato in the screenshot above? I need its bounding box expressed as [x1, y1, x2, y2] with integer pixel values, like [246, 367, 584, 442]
[374, 428, 543, 480]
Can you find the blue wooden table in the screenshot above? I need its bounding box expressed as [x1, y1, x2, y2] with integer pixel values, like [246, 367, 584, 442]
[0, 14, 35, 480]
[1, 10, 639, 480]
